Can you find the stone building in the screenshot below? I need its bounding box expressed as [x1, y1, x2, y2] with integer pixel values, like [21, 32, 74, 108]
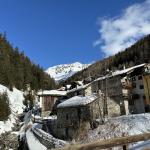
[143, 69, 150, 110]
[131, 64, 150, 113]
[56, 94, 100, 140]
[92, 75, 126, 117]
[91, 63, 150, 117]
[125, 64, 150, 113]
[51, 83, 93, 115]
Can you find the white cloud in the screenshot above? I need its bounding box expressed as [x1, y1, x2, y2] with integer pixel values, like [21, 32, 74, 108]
[95, 0, 150, 56]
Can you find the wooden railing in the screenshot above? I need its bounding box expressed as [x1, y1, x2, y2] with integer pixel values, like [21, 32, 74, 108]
[60, 133, 150, 150]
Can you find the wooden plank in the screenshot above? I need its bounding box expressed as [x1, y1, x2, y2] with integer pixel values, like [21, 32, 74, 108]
[60, 133, 150, 150]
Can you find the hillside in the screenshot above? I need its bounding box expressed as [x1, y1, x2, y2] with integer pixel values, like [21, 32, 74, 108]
[63, 34, 150, 84]
[45, 62, 90, 82]
[0, 33, 56, 90]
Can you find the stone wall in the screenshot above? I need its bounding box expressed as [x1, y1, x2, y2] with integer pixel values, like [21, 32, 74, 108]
[84, 85, 92, 96]
[56, 99, 100, 140]
[91, 76, 124, 117]
[131, 75, 145, 113]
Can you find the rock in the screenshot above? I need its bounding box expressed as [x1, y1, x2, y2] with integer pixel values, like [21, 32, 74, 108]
[0, 132, 18, 150]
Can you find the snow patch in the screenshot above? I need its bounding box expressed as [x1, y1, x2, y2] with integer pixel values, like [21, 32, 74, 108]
[84, 113, 150, 143]
[37, 90, 67, 96]
[0, 84, 25, 134]
[26, 129, 47, 150]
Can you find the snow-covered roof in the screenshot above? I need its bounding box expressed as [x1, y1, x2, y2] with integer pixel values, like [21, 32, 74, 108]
[57, 94, 97, 108]
[93, 76, 107, 82]
[93, 63, 146, 82]
[37, 90, 67, 96]
[112, 63, 145, 76]
[67, 83, 91, 94]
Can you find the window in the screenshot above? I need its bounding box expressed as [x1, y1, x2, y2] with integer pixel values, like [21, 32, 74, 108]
[143, 95, 146, 100]
[132, 83, 136, 88]
[139, 85, 144, 89]
[129, 99, 134, 105]
[66, 114, 69, 120]
[132, 94, 140, 99]
[138, 75, 142, 80]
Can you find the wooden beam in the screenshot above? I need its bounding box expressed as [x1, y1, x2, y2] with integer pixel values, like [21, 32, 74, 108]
[60, 133, 150, 150]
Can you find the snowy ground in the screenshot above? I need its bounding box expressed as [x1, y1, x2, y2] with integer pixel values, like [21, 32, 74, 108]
[130, 140, 150, 150]
[23, 113, 150, 149]
[23, 122, 67, 150]
[26, 129, 47, 150]
[81, 113, 150, 149]
[0, 84, 24, 134]
[84, 113, 150, 143]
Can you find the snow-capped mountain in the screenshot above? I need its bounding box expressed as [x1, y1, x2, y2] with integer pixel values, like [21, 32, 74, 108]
[45, 62, 91, 82]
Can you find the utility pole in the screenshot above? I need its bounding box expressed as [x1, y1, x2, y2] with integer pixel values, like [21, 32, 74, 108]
[103, 63, 109, 118]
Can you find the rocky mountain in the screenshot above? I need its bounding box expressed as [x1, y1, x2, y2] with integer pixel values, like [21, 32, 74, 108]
[45, 62, 90, 82]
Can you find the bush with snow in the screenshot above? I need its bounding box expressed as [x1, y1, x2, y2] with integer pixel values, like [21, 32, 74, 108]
[0, 84, 25, 134]
[0, 92, 11, 121]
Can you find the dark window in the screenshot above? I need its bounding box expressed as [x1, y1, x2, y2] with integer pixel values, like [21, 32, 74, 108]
[138, 75, 142, 80]
[65, 128, 69, 137]
[129, 99, 134, 105]
[132, 83, 136, 88]
[143, 95, 146, 100]
[66, 114, 69, 120]
[132, 94, 140, 99]
[139, 85, 144, 89]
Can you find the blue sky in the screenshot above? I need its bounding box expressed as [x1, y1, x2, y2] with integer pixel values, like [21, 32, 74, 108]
[0, 0, 148, 69]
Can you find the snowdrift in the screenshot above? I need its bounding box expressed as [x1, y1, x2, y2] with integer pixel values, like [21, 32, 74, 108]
[0, 84, 24, 134]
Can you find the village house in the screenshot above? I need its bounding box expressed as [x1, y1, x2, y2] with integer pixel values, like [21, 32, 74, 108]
[143, 66, 150, 111]
[49, 82, 93, 115]
[91, 63, 150, 117]
[43, 63, 150, 142]
[37, 90, 67, 112]
[56, 94, 100, 140]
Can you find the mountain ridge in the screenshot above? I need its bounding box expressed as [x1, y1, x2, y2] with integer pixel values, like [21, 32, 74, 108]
[45, 62, 91, 82]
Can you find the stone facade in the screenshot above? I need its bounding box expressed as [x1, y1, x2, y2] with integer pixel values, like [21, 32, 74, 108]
[130, 75, 145, 113]
[91, 64, 150, 116]
[91, 75, 125, 117]
[56, 98, 99, 140]
[84, 85, 92, 96]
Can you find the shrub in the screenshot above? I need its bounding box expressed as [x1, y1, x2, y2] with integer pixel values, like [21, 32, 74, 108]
[23, 93, 34, 108]
[0, 92, 11, 121]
